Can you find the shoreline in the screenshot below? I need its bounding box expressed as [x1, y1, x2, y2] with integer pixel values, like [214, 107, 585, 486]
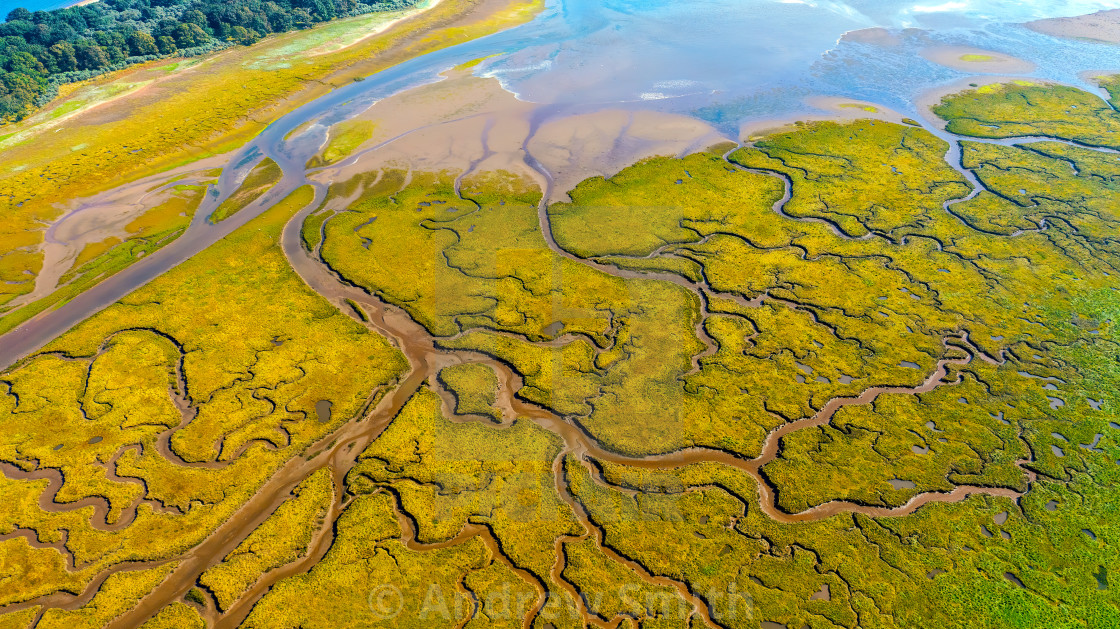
[1026, 8, 1120, 44]
[912, 75, 1047, 129]
[740, 96, 908, 141]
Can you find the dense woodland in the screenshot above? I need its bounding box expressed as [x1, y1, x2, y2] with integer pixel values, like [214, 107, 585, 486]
[0, 0, 419, 122]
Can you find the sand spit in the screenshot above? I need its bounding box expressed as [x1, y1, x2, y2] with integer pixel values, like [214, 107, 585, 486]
[1026, 9, 1120, 44]
[839, 27, 903, 46]
[920, 45, 1037, 74]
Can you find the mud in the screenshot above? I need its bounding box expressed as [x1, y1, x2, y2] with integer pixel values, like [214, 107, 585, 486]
[0, 49, 1074, 629]
[90, 151, 1028, 627]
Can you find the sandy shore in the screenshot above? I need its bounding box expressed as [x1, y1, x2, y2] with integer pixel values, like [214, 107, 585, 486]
[920, 45, 1036, 74]
[839, 27, 902, 46]
[310, 67, 729, 203]
[1026, 9, 1120, 44]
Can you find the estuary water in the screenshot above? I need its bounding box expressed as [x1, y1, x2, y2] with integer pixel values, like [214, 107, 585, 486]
[6, 0, 1119, 135]
[480, 0, 1120, 123]
[271, 0, 1120, 167]
[0, 0, 76, 13]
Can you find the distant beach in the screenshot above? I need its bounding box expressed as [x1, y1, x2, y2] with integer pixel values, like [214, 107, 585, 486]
[1, 0, 97, 14]
[1026, 8, 1120, 44]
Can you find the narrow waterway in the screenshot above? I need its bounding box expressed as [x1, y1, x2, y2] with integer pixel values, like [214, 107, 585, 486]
[1, 0, 1112, 624]
[102, 141, 1036, 626]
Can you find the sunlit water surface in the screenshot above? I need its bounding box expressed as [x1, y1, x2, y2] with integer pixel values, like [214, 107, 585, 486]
[478, 0, 1120, 127]
[272, 0, 1120, 161]
[8, 0, 1120, 136]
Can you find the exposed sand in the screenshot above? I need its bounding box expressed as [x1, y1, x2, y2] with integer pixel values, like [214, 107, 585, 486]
[805, 96, 908, 123]
[308, 67, 539, 205]
[529, 109, 728, 201]
[840, 27, 902, 46]
[741, 96, 908, 141]
[5, 158, 226, 311]
[1026, 9, 1120, 44]
[309, 67, 729, 203]
[1080, 70, 1120, 96]
[920, 45, 1037, 74]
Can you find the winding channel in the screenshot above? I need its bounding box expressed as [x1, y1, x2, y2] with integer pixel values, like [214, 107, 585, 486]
[103, 142, 1035, 626]
[3, 7, 1107, 628]
[8, 92, 1077, 629]
[3, 118, 1072, 629]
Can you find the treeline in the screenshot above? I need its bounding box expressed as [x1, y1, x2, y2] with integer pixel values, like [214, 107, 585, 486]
[0, 0, 419, 123]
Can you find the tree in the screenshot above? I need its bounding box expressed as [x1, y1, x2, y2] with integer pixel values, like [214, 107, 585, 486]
[156, 35, 176, 54]
[95, 31, 128, 63]
[127, 30, 158, 56]
[181, 9, 209, 32]
[0, 69, 41, 119]
[266, 8, 293, 33]
[75, 42, 109, 70]
[227, 25, 260, 45]
[49, 41, 76, 72]
[172, 22, 208, 48]
[291, 7, 313, 29]
[5, 8, 32, 23]
[5, 50, 46, 78]
[296, 0, 335, 22]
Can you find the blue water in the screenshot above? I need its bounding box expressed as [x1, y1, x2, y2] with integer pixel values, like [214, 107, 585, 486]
[473, 0, 1120, 128]
[9, 0, 1120, 134]
[0, 0, 74, 14]
[245, 0, 1120, 173]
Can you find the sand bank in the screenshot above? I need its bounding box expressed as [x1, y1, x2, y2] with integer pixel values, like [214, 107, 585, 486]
[1026, 9, 1120, 44]
[839, 27, 902, 46]
[309, 67, 728, 203]
[920, 45, 1036, 74]
[5, 157, 227, 311]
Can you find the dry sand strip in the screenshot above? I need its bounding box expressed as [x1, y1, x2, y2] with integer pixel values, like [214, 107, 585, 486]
[1026, 8, 1120, 44]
